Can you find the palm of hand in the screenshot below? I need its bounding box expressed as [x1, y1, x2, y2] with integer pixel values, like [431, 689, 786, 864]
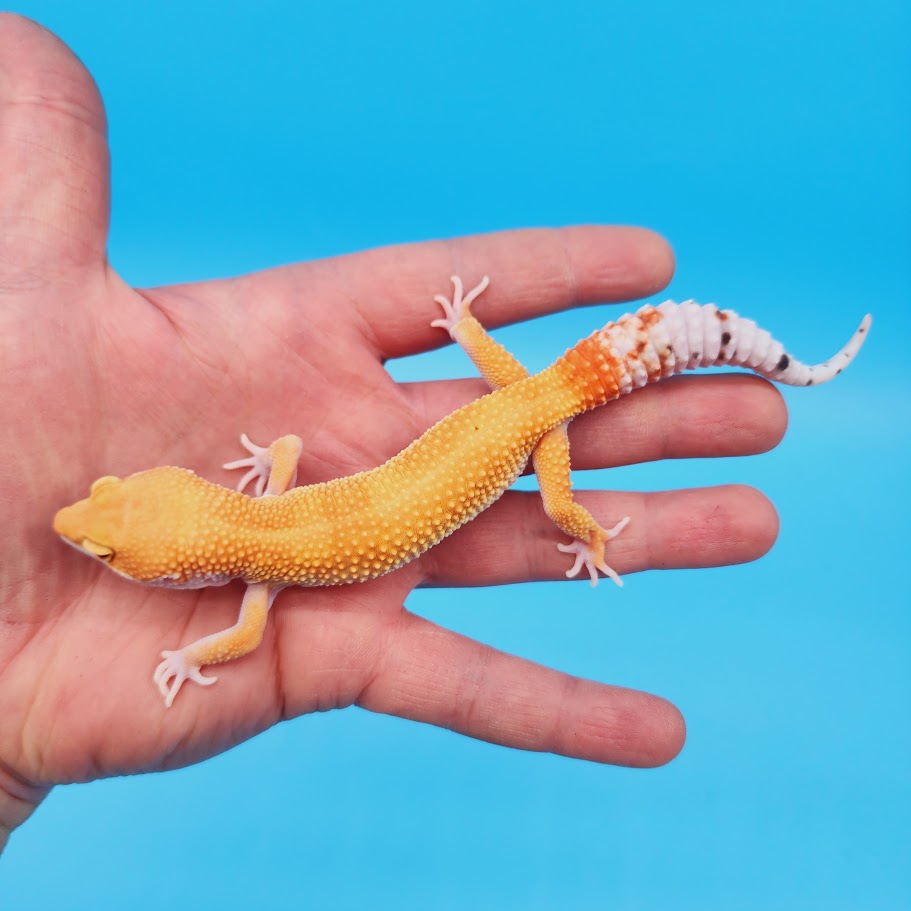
[0, 15, 785, 837]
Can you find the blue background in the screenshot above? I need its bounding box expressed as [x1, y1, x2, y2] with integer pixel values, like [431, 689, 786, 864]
[2, 1, 909, 908]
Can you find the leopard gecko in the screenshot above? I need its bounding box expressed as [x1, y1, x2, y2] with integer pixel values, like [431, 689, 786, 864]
[53, 276, 871, 706]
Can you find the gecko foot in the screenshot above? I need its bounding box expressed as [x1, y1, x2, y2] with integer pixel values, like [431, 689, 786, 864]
[154, 649, 217, 708]
[223, 433, 301, 497]
[431, 274, 490, 338]
[223, 433, 272, 496]
[557, 516, 630, 588]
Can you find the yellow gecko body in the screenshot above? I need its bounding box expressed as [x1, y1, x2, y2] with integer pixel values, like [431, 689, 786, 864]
[53, 277, 871, 706]
[56, 368, 583, 589]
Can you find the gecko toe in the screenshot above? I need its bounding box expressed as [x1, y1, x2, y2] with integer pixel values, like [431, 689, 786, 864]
[154, 649, 216, 707]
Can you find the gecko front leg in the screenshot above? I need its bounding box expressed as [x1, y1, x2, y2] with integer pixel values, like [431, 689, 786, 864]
[154, 583, 282, 707]
[153, 434, 302, 707]
[222, 432, 302, 496]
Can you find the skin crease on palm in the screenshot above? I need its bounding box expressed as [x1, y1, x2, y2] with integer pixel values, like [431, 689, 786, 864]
[0, 14, 788, 852]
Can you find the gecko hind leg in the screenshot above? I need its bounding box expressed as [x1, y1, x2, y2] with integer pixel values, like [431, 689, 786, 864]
[431, 275, 529, 388]
[534, 425, 630, 588]
[432, 275, 630, 586]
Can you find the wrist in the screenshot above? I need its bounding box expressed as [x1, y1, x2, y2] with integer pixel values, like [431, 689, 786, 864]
[0, 761, 50, 854]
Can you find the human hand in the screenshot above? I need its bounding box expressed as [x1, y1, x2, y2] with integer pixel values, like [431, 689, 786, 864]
[0, 14, 783, 849]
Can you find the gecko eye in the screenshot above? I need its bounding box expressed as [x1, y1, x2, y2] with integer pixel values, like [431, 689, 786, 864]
[90, 476, 120, 496]
[82, 539, 115, 562]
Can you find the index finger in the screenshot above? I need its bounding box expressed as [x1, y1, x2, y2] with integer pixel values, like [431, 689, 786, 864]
[281, 225, 675, 359]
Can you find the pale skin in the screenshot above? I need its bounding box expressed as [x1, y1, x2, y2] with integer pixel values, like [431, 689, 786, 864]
[0, 14, 786, 852]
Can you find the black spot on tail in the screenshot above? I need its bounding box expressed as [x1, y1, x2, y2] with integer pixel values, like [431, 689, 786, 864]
[721, 331, 732, 346]
[776, 354, 790, 371]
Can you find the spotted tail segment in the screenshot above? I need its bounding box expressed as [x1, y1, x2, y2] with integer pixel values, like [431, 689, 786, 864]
[554, 300, 871, 410]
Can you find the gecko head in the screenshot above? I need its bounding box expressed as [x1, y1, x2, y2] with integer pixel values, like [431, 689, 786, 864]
[54, 474, 125, 566]
[53, 467, 211, 585]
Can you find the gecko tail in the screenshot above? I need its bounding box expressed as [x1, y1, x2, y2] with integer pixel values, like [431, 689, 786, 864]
[550, 300, 871, 416]
[772, 313, 873, 386]
[759, 311, 871, 386]
[654, 301, 872, 387]
[581, 301, 872, 399]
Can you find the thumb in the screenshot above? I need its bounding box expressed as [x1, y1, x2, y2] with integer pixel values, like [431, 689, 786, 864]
[0, 14, 110, 287]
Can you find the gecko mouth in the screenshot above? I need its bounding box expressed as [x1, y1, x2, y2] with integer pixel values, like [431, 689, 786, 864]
[53, 501, 114, 562]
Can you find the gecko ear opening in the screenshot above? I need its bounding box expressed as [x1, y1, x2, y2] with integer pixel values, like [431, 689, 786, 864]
[82, 539, 114, 562]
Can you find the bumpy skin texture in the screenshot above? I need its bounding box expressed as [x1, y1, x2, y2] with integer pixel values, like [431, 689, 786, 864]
[53, 278, 870, 707]
[55, 374, 579, 588]
[55, 290, 870, 599]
